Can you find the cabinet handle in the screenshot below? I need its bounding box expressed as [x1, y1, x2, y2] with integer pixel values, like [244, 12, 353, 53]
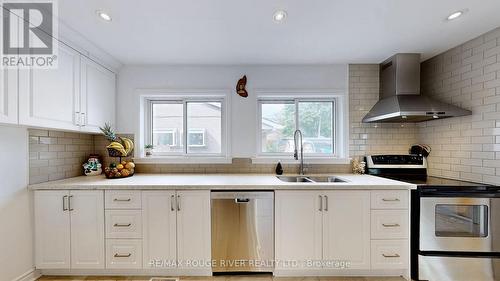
[177, 195, 181, 211]
[113, 223, 131, 227]
[113, 198, 131, 202]
[171, 195, 175, 211]
[114, 253, 131, 258]
[382, 253, 400, 258]
[382, 223, 400, 227]
[75, 112, 80, 126]
[62, 195, 68, 211]
[319, 195, 323, 211]
[68, 195, 74, 211]
[324, 195, 328, 211]
[382, 198, 400, 202]
[80, 112, 86, 126]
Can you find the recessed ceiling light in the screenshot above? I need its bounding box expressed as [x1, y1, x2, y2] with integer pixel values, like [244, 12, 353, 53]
[97, 10, 112, 22]
[447, 11, 463, 21]
[273, 10, 287, 23]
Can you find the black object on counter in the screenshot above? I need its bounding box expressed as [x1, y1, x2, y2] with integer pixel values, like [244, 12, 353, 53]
[275, 162, 283, 175]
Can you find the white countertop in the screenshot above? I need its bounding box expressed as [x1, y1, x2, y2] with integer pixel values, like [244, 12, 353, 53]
[28, 173, 415, 190]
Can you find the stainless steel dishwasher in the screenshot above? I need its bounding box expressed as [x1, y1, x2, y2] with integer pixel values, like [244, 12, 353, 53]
[211, 191, 274, 272]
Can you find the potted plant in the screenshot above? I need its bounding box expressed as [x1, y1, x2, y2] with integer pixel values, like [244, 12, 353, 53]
[144, 144, 154, 157]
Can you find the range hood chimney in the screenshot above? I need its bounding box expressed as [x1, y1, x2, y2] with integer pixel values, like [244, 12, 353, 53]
[362, 53, 472, 123]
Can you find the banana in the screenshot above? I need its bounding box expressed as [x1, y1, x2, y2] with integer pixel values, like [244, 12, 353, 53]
[120, 137, 134, 155]
[107, 142, 127, 156]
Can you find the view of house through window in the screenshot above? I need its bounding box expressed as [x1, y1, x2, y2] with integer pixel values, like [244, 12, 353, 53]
[151, 100, 222, 155]
[260, 99, 334, 155]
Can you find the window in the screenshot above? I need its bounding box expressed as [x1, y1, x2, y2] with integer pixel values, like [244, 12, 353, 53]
[147, 99, 224, 156]
[259, 98, 335, 157]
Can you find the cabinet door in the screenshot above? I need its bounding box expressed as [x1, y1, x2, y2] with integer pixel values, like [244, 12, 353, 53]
[176, 190, 211, 271]
[69, 191, 105, 269]
[34, 191, 71, 269]
[142, 191, 177, 269]
[275, 191, 322, 271]
[18, 43, 81, 131]
[80, 57, 116, 133]
[322, 191, 371, 270]
[0, 13, 19, 124]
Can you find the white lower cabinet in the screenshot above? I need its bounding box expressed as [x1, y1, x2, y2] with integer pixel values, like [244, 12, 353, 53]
[106, 239, 143, 269]
[322, 191, 371, 270]
[276, 189, 409, 276]
[34, 190, 104, 269]
[142, 191, 177, 269]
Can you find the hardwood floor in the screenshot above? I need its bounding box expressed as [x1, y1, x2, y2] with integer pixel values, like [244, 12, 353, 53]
[37, 275, 407, 281]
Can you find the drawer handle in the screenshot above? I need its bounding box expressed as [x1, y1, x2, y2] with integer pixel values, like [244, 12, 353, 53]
[382, 198, 400, 202]
[113, 198, 131, 202]
[382, 223, 401, 227]
[382, 253, 400, 258]
[114, 253, 132, 258]
[114, 223, 132, 227]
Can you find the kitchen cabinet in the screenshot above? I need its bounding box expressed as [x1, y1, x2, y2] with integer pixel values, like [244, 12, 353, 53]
[322, 191, 370, 269]
[275, 191, 322, 271]
[276, 190, 371, 272]
[142, 191, 177, 269]
[142, 190, 211, 272]
[18, 44, 82, 131]
[34, 190, 105, 269]
[80, 56, 116, 133]
[0, 12, 19, 124]
[176, 190, 211, 271]
[17, 43, 116, 132]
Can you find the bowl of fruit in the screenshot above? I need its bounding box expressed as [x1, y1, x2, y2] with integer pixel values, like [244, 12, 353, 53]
[104, 161, 135, 179]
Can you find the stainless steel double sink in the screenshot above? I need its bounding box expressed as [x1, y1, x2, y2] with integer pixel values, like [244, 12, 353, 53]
[276, 175, 348, 183]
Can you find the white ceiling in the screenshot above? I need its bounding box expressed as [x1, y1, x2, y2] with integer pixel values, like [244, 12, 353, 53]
[58, 0, 500, 65]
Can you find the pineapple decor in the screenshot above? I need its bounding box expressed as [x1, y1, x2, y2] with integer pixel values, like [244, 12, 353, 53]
[99, 123, 134, 157]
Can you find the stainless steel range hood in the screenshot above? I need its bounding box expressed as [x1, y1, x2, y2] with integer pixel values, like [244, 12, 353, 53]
[362, 53, 472, 123]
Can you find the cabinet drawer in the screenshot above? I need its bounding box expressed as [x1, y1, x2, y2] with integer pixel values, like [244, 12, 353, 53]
[371, 240, 408, 269]
[105, 210, 142, 239]
[106, 239, 142, 269]
[371, 190, 408, 209]
[371, 210, 408, 239]
[105, 190, 141, 209]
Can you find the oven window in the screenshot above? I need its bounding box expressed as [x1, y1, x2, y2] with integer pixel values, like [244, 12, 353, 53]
[435, 204, 488, 237]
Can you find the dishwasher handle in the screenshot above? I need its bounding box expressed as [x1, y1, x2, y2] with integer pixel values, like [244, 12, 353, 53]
[235, 198, 250, 203]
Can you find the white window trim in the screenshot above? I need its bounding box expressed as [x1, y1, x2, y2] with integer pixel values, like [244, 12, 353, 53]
[137, 90, 231, 163]
[253, 91, 349, 164]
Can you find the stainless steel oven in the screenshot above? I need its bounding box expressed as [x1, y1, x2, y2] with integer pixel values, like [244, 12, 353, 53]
[417, 189, 500, 281]
[420, 197, 497, 253]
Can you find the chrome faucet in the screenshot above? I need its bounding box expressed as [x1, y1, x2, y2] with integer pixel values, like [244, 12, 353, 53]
[293, 129, 305, 175]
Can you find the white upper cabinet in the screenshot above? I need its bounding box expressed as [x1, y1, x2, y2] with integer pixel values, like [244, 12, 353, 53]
[275, 191, 323, 271]
[322, 191, 371, 270]
[80, 56, 116, 133]
[176, 190, 211, 271]
[0, 13, 19, 124]
[18, 43, 81, 131]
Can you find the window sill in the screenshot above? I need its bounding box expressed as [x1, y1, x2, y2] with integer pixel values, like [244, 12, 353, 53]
[133, 156, 232, 164]
[251, 157, 351, 165]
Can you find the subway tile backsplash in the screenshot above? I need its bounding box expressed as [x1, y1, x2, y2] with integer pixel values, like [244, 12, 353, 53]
[418, 27, 500, 185]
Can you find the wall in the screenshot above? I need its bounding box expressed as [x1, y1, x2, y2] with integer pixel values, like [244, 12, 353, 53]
[0, 126, 34, 281]
[349, 64, 418, 158]
[29, 129, 95, 184]
[116, 65, 348, 158]
[419, 27, 500, 184]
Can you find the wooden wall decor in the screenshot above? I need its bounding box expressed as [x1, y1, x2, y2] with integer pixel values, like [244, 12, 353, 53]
[236, 75, 248, 98]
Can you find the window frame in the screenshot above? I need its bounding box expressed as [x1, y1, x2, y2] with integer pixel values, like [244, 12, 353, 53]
[256, 96, 341, 160]
[144, 95, 227, 159]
